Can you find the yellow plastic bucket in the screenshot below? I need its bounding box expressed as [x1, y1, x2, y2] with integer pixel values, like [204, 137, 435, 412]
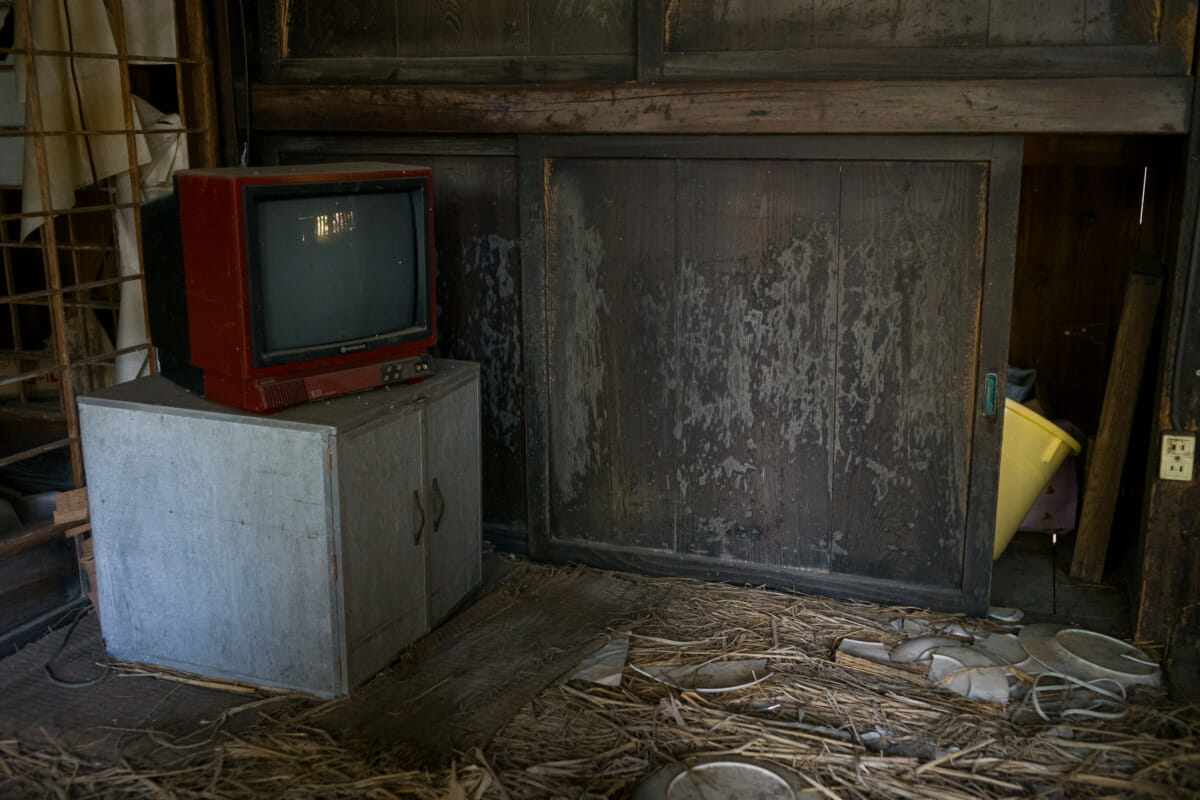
[993, 399, 1082, 559]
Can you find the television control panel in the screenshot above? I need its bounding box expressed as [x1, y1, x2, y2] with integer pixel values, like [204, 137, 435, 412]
[252, 353, 434, 412]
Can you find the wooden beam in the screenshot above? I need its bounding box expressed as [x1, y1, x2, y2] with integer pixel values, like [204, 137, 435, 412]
[0, 521, 78, 560]
[1072, 264, 1163, 583]
[251, 77, 1192, 135]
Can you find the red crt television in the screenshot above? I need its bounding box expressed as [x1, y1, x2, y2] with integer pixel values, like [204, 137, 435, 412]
[141, 163, 437, 413]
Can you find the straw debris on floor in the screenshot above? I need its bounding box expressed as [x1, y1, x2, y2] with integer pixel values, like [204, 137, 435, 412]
[2, 562, 1198, 799]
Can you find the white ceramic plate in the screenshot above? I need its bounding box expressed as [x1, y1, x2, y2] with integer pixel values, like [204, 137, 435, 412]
[632, 756, 820, 800]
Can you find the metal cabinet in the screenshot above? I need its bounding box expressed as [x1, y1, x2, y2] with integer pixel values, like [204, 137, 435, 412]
[78, 360, 481, 697]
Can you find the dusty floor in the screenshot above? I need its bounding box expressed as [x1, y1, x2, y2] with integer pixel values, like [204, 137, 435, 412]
[990, 531, 1133, 636]
[0, 554, 1195, 798]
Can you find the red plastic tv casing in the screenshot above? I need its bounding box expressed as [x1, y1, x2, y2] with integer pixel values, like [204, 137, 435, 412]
[176, 164, 436, 413]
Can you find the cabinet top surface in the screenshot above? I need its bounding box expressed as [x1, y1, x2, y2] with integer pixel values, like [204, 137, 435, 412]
[78, 360, 479, 433]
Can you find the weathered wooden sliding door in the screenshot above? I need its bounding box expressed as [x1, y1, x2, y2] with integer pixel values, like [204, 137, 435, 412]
[522, 137, 1021, 615]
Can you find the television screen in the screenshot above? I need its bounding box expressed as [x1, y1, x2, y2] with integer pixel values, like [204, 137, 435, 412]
[246, 181, 429, 366]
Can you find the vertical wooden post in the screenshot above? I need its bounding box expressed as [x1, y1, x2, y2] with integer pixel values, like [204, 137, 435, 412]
[21, 0, 85, 488]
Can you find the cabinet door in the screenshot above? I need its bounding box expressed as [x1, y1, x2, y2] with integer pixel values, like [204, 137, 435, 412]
[424, 376, 483, 626]
[338, 405, 428, 687]
[523, 136, 1019, 615]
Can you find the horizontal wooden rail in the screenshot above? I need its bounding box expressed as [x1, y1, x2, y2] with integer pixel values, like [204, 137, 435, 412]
[0, 438, 74, 472]
[0, 274, 142, 305]
[252, 77, 1192, 135]
[0, 47, 200, 64]
[0, 520, 79, 560]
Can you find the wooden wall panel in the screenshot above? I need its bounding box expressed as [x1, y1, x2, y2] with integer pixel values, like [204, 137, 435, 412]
[830, 161, 987, 588]
[257, 0, 1188, 83]
[813, 1, 988, 48]
[396, 0, 530, 57]
[1009, 162, 1173, 433]
[428, 158, 526, 529]
[545, 159, 677, 549]
[673, 160, 837, 567]
[1085, 0, 1162, 43]
[664, 1, 1162, 52]
[533, 0, 635, 54]
[665, 0, 814, 52]
[988, 1, 1086, 46]
[283, 0, 398, 58]
[526, 137, 1017, 613]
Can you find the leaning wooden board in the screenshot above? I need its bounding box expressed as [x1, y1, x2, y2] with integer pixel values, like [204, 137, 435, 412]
[1071, 263, 1163, 583]
[521, 136, 1022, 616]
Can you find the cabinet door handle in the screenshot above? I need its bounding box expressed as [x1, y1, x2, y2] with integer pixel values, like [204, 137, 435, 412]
[432, 478, 446, 532]
[413, 489, 425, 545]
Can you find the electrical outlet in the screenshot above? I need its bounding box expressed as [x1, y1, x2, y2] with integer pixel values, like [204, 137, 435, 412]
[1160, 433, 1196, 481]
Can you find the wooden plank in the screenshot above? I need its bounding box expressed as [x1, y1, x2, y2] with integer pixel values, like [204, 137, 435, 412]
[53, 487, 88, 525]
[1071, 266, 1164, 583]
[178, 0, 221, 169]
[638, 0, 664, 81]
[813, 0, 988, 48]
[1159, 0, 1198, 74]
[960, 137, 1023, 617]
[544, 158, 677, 550]
[0, 521, 78, 560]
[256, 55, 635, 84]
[251, 78, 1192, 135]
[311, 566, 667, 758]
[830, 160, 987, 589]
[1084, 0, 1162, 44]
[661, 44, 1175, 80]
[282, 0, 398, 57]
[520, 138, 552, 563]
[672, 159, 838, 568]
[396, 0, 529, 57]
[666, 0, 814, 52]
[989, 0, 1085, 46]
[537, 536, 966, 611]
[532, 0, 634, 56]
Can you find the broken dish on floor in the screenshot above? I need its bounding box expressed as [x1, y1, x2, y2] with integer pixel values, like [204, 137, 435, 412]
[974, 632, 1028, 666]
[630, 659, 772, 692]
[835, 638, 893, 662]
[928, 646, 1010, 703]
[890, 635, 961, 664]
[565, 632, 631, 686]
[632, 756, 819, 800]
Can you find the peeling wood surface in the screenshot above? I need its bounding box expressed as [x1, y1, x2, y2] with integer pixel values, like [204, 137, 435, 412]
[672, 160, 838, 568]
[830, 162, 986, 587]
[665, 0, 1163, 51]
[531, 139, 1005, 605]
[251, 78, 1192, 135]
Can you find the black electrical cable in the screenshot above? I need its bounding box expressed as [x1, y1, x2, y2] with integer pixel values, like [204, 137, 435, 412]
[43, 605, 111, 689]
[236, 0, 251, 166]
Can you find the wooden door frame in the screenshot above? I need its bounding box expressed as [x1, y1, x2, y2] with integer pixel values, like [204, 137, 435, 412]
[520, 134, 1022, 615]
